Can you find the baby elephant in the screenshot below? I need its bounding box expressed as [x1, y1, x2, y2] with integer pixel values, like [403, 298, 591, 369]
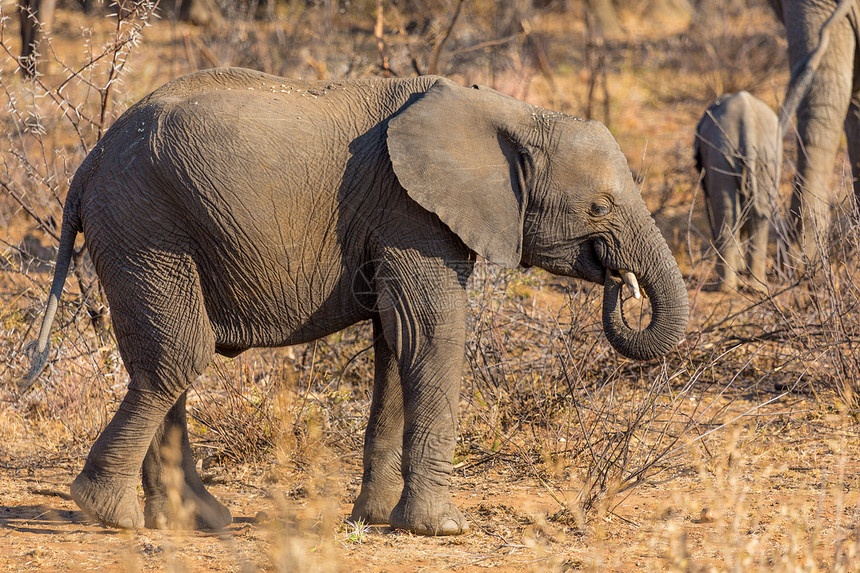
[27, 68, 689, 535]
[694, 91, 781, 292]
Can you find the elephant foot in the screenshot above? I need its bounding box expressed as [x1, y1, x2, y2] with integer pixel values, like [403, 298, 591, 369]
[389, 483, 469, 536]
[144, 487, 232, 530]
[70, 469, 144, 530]
[350, 481, 403, 525]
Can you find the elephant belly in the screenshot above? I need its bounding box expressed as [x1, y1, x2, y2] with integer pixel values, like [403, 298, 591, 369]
[191, 225, 374, 350]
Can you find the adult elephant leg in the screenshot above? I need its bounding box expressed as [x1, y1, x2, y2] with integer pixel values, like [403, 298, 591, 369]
[791, 113, 844, 263]
[350, 316, 405, 525]
[843, 95, 860, 215]
[142, 391, 232, 529]
[378, 254, 471, 536]
[70, 252, 215, 529]
[784, 6, 855, 262]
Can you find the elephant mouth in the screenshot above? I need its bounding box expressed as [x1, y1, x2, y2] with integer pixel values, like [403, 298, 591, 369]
[591, 237, 641, 300]
[607, 268, 641, 300]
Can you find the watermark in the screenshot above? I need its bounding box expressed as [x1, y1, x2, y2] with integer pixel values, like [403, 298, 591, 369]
[351, 258, 479, 313]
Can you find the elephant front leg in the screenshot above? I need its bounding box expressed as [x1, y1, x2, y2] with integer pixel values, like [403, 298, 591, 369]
[142, 391, 232, 530]
[377, 278, 470, 536]
[392, 377, 468, 536]
[350, 317, 405, 525]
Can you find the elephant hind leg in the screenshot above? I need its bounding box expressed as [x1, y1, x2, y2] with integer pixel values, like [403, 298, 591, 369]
[71, 251, 216, 530]
[706, 179, 743, 291]
[745, 214, 770, 292]
[142, 391, 232, 530]
[785, 12, 855, 263]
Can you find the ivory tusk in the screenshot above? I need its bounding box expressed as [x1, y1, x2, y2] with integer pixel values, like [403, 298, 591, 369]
[620, 270, 641, 299]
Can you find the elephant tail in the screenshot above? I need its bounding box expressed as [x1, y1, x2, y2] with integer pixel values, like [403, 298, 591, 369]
[23, 176, 84, 383]
[779, 0, 854, 138]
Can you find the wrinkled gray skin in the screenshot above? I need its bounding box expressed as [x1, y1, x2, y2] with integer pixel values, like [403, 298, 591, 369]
[28, 68, 689, 536]
[695, 92, 782, 292]
[768, 0, 860, 261]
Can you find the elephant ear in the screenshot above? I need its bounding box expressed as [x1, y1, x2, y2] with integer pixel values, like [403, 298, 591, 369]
[387, 79, 535, 268]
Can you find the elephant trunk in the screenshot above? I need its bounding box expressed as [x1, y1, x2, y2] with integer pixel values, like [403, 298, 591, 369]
[600, 226, 689, 361]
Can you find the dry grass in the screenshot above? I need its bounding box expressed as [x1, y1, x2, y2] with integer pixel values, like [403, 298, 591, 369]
[1, 0, 859, 571]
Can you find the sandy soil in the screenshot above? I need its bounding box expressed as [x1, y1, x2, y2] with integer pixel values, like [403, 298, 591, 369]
[2, 397, 858, 572]
[2, 2, 858, 571]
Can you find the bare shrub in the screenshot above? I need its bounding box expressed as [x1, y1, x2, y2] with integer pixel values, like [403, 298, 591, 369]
[683, 195, 860, 409]
[689, 0, 786, 99]
[801, 191, 860, 413]
[190, 0, 559, 95]
[190, 355, 288, 464]
[459, 263, 713, 523]
[627, 0, 786, 106]
[0, 0, 159, 444]
[190, 326, 373, 467]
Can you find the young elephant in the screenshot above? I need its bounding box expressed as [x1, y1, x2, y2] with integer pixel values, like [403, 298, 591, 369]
[695, 91, 782, 292]
[27, 68, 688, 535]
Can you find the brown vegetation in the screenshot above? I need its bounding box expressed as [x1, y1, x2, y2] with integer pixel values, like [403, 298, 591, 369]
[0, 0, 858, 570]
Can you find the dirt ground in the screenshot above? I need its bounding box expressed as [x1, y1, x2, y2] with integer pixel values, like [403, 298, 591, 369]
[2, 391, 858, 572]
[2, 1, 859, 571]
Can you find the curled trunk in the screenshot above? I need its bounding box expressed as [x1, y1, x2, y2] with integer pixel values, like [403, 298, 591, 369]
[601, 232, 688, 361]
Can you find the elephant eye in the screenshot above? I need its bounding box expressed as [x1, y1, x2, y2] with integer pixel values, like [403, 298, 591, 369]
[590, 200, 612, 218]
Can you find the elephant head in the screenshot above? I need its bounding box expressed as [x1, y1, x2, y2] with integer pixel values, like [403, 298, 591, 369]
[388, 79, 688, 360]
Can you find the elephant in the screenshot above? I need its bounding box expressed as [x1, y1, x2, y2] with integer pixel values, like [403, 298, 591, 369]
[767, 0, 860, 262]
[26, 67, 689, 536]
[695, 91, 782, 292]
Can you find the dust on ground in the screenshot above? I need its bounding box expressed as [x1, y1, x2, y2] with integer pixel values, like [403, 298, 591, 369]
[2, 390, 858, 571]
[2, 1, 859, 571]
